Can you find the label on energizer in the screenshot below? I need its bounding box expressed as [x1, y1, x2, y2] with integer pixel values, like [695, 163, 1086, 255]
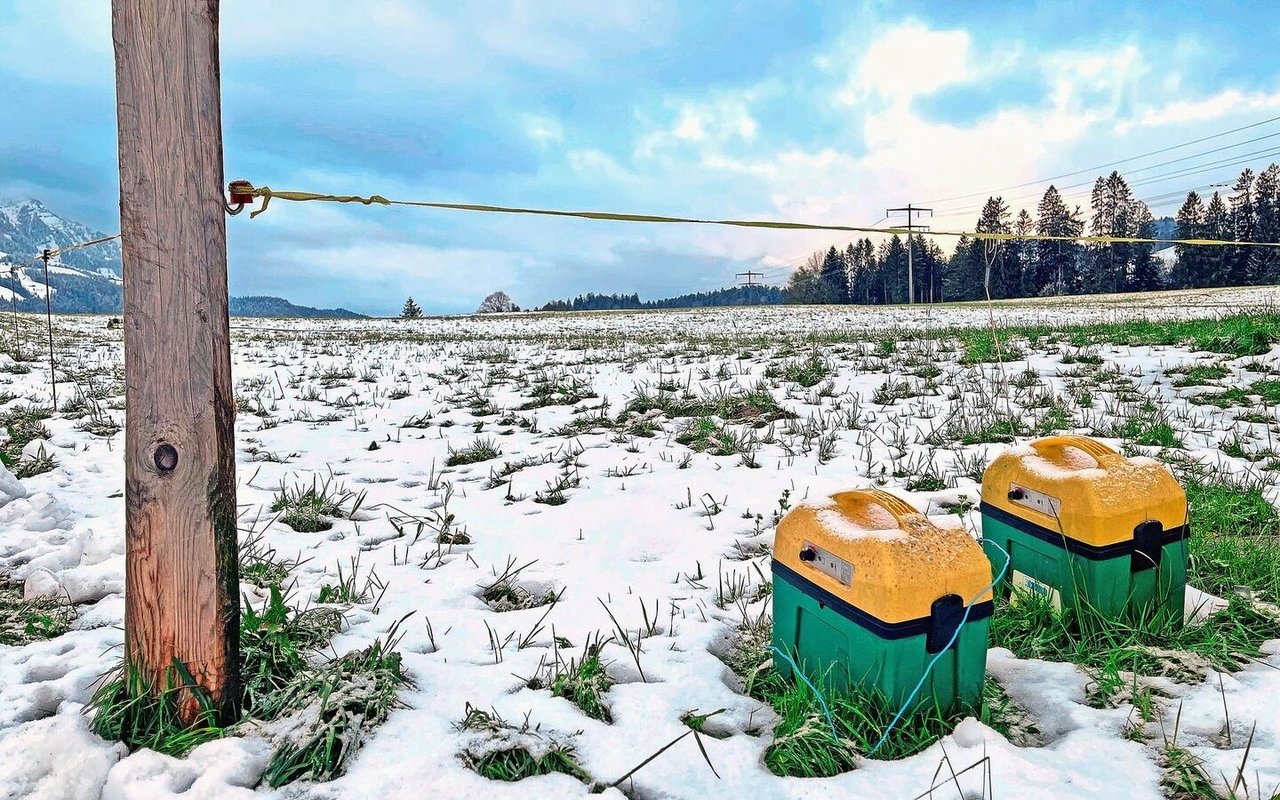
[1010, 569, 1062, 610]
[802, 540, 853, 586]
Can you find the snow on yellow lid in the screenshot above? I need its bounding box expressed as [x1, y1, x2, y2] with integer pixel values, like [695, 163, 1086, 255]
[774, 488, 992, 625]
[980, 435, 1187, 547]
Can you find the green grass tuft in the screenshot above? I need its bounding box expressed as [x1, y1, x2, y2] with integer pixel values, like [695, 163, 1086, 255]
[774, 352, 830, 387]
[990, 588, 1280, 683]
[960, 331, 1023, 364]
[456, 704, 591, 783]
[240, 586, 344, 715]
[446, 437, 502, 467]
[261, 625, 410, 787]
[0, 577, 74, 646]
[1185, 476, 1280, 603]
[88, 660, 228, 758]
[467, 747, 588, 782]
[271, 475, 366, 533]
[548, 634, 615, 723]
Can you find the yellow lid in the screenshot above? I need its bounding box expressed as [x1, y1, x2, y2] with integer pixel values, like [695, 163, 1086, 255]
[774, 488, 992, 624]
[980, 435, 1187, 547]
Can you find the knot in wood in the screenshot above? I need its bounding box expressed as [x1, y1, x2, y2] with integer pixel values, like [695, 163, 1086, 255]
[154, 443, 179, 473]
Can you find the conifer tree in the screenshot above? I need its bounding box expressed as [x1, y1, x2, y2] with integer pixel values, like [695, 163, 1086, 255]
[1130, 202, 1162, 292]
[1228, 168, 1257, 284]
[401, 297, 423, 318]
[1087, 172, 1137, 294]
[819, 245, 849, 302]
[945, 234, 986, 301]
[1034, 186, 1082, 295]
[1203, 192, 1231, 286]
[1173, 192, 1205, 289]
[1012, 209, 1035, 297]
[879, 236, 909, 303]
[919, 238, 946, 303]
[975, 197, 1014, 297]
[1254, 164, 1280, 282]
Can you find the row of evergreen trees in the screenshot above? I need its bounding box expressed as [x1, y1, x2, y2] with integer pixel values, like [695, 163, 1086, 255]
[787, 163, 1280, 305]
[1173, 165, 1280, 287]
[538, 285, 786, 311]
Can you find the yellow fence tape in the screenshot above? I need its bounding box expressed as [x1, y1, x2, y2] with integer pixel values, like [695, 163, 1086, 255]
[241, 185, 1280, 248]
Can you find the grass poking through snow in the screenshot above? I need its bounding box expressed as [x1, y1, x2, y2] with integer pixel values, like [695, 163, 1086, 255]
[1185, 475, 1280, 604]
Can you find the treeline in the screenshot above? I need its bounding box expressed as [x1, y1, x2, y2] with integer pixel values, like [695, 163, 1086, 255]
[789, 163, 1280, 304]
[1172, 164, 1280, 287]
[535, 164, 1280, 312]
[538, 285, 786, 311]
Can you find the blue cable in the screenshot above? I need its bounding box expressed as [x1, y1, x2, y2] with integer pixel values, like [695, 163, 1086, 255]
[768, 644, 839, 741]
[767, 541, 1011, 754]
[866, 539, 1010, 756]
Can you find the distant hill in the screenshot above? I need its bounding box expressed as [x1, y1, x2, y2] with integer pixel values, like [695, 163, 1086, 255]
[0, 199, 364, 318]
[229, 296, 366, 319]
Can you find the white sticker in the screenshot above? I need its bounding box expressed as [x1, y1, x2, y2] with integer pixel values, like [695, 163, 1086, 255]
[1010, 569, 1062, 610]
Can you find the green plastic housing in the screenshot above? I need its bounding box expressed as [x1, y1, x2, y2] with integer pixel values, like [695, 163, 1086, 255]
[770, 566, 990, 713]
[980, 508, 1188, 620]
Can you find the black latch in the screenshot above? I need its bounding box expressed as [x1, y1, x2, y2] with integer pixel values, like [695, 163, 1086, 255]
[1131, 520, 1164, 572]
[926, 594, 965, 654]
[799, 547, 817, 562]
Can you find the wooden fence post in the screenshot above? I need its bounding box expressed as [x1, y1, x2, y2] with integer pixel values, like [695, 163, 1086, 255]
[112, 0, 239, 724]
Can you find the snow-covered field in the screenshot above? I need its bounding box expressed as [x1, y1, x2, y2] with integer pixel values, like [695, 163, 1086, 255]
[3, 286, 1280, 799]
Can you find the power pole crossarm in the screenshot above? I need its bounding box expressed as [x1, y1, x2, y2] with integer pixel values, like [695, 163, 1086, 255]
[113, 0, 240, 725]
[886, 204, 933, 305]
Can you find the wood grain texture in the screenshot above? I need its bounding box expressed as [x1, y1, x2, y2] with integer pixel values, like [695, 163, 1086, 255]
[113, 0, 240, 724]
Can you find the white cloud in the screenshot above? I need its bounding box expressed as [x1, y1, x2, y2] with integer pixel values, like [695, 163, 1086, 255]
[219, 1, 675, 84]
[1124, 88, 1280, 130]
[567, 149, 638, 183]
[844, 22, 972, 104]
[522, 114, 564, 146]
[637, 93, 763, 158]
[621, 21, 1182, 274]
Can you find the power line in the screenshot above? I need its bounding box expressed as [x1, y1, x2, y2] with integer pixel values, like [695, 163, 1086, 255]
[919, 113, 1280, 205]
[932, 145, 1280, 220]
[754, 214, 895, 287]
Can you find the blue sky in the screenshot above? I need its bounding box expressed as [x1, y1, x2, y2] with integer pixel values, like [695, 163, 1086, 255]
[3, 1, 1280, 314]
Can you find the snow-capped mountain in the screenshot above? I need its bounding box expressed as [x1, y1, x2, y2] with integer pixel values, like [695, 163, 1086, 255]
[0, 199, 122, 313]
[0, 199, 121, 278]
[0, 199, 365, 317]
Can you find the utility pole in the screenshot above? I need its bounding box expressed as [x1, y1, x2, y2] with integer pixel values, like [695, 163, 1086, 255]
[886, 204, 933, 304]
[113, 0, 240, 725]
[39, 250, 56, 407]
[7, 267, 20, 361]
[736, 270, 763, 304]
